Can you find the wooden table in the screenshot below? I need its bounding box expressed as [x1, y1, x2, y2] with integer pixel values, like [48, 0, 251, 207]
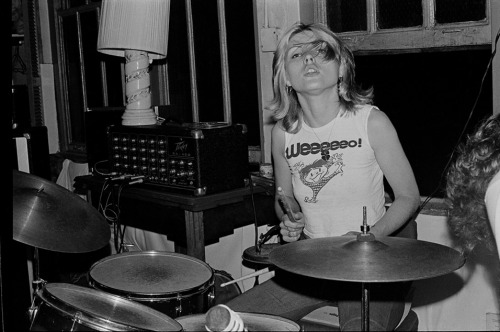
[74, 175, 276, 261]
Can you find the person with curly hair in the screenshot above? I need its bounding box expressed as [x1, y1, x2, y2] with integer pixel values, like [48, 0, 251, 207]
[225, 22, 420, 331]
[446, 112, 500, 258]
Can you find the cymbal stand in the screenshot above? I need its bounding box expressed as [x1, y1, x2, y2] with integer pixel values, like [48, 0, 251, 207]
[357, 206, 373, 331]
[361, 283, 370, 331]
[257, 225, 280, 250]
[27, 247, 46, 322]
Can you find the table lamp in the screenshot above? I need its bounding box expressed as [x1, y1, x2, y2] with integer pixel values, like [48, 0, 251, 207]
[97, 0, 170, 126]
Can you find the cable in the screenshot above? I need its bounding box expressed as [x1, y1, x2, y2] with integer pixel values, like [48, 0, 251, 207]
[417, 26, 500, 214]
[248, 175, 260, 251]
[93, 160, 117, 177]
[108, 177, 145, 253]
[115, 182, 127, 253]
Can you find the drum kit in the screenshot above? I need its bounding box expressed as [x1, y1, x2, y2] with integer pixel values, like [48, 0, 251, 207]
[13, 170, 466, 331]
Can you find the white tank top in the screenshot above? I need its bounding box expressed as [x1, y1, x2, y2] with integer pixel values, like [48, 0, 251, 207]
[284, 105, 385, 238]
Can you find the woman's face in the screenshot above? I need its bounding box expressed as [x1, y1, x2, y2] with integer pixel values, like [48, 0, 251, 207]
[284, 30, 340, 96]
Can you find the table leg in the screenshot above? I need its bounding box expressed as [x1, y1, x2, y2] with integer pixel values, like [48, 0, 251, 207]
[184, 210, 205, 261]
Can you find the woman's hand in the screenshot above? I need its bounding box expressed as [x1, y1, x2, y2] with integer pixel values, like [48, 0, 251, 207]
[280, 212, 305, 242]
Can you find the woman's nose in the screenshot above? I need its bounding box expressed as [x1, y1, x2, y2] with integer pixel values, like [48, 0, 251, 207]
[304, 53, 315, 64]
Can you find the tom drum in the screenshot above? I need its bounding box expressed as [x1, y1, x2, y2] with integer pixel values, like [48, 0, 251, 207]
[89, 251, 215, 318]
[29, 283, 181, 331]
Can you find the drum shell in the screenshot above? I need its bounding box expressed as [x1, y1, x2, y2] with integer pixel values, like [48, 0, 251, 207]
[30, 283, 181, 331]
[88, 251, 215, 318]
[213, 270, 242, 306]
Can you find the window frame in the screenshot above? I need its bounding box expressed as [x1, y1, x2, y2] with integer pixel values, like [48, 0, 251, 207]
[314, 0, 491, 54]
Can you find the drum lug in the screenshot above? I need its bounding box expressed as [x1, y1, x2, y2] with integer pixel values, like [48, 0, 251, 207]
[208, 289, 215, 306]
[176, 296, 182, 317]
[71, 312, 83, 331]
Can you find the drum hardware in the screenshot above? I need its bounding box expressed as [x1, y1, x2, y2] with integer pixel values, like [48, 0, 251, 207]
[26, 247, 46, 322]
[269, 207, 466, 331]
[243, 224, 280, 286]
[257, 225, 280, 251]
[120, 242, 135, 252]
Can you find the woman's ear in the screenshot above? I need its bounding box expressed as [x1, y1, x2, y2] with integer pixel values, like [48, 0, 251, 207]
[284, 74, 291, 87]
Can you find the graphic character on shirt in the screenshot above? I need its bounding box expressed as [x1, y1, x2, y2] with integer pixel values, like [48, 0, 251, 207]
[295, 153, 344, 203]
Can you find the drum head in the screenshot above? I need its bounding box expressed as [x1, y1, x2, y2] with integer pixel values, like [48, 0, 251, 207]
[89, 251, 213, 295]
[38, 283, 181, 331]
[176, 312, 300, 331]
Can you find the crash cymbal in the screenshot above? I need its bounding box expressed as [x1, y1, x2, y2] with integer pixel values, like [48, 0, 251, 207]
[269, 235, 465, 283]
[13, 170, 110, 253]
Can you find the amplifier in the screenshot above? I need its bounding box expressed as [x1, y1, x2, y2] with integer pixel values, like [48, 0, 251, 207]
[107, 122, 249, 195]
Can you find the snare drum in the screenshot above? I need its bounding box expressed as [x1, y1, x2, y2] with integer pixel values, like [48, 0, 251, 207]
[89, 251, 215, 318]
[176, 312, 301, 331]
[30, 283, 181, 331]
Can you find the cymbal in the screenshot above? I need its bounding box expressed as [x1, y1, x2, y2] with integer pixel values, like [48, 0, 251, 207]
[13, 170, 110, 253]
[242, 243, 280, 266]
[269, 235, 465, 283]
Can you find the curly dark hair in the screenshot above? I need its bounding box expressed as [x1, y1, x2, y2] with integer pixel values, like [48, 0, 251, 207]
[446, 113, 500, 256]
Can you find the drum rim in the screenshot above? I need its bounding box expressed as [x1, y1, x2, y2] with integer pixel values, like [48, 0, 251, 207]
[89, 251, 213, 271]
[89, 251, 215, 296]
[89, 278, 215, 301]
[36, 283, 182, 331]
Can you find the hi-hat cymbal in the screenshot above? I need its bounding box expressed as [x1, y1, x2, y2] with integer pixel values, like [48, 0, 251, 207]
[13, 170, 110, 253]
[242, 243, 280, 266]
[269, 235, 465, 283]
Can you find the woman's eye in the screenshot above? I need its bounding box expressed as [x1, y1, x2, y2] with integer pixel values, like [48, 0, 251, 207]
[291, 53, 302, 59]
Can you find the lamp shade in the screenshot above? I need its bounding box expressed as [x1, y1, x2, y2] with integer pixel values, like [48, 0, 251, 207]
[97, 0, 170, 60]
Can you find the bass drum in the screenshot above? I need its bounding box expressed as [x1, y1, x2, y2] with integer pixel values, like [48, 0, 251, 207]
[30, 283, 181, 331]
[89, 251, 215, 318]
[213, 270, 242, 305]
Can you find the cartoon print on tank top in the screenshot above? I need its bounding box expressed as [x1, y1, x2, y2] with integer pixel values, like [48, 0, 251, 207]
[293, 153, 344, 203]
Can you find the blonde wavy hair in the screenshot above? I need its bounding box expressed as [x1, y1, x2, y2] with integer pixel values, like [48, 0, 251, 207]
[266, 22, 373, 133]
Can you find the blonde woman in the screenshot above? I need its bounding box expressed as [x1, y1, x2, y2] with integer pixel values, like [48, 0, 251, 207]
[226, 23, 420, 331]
